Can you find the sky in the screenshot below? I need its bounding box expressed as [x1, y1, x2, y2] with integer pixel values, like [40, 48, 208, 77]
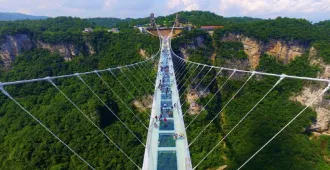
[1, 0, 330, 22]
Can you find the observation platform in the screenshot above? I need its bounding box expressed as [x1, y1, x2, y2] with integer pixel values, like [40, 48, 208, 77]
[142, 37, 192, 170]
[147, 27, 183, 37]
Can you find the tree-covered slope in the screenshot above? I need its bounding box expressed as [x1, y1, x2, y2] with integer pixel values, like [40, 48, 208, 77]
[86, 11, 263, 28]
[172, 20, 330, 169]
[0, 17, 159, 169]
[0, 12, 330, 170]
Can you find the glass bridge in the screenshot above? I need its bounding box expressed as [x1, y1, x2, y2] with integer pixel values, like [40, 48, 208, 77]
[142, 37, 192, 170]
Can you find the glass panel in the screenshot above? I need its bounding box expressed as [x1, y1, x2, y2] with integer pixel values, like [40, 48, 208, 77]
[159, 133, 176, 147]
[157, 151, 177, 170]
[159, 119, 174, 130]
[161, 101, 172, 108]
[161, 109, 173, 118]
[161, 94, 172, 100]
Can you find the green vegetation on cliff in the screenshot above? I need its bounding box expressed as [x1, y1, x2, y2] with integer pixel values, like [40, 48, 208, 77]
[173, 26, 330, 170]
[1, 11, 330, 170]
[0, 17, 159, 169]
[87, 11, 262, 28]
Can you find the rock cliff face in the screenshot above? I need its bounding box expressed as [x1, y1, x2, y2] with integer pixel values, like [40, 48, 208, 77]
[291, 47, 330, 135]
[175, 35, 211, 114]
[220, 34, 330, 135]
[0, 33, 95, 69]
[178, 35, 207, 60]
[0, 34, 34, 68]
[186, 88, 210, 115]
[179, 33, 330, 132]
[139, 48, 150, 59]
[221, 33, 309, 69]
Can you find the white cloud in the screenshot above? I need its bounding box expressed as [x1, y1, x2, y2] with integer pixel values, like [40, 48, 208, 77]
[0, 0, 329, 22]
[219, 0, 330, 16]
[167, 0, 200, 11]
[185, 4, 199, 11]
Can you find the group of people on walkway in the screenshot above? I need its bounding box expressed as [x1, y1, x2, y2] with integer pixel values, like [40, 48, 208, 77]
[173, 133, 185, 140]
[154, 114, 168, 122]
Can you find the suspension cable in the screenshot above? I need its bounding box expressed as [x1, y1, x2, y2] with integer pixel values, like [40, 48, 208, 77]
[192, 75, 285, 169]
[178, 64, 201, 91]
[131, 64, 155, 89]
[173, 53, 185, 71]
[237, 82, 330, 169]
[188, 72, 255, 147]
[186, 69, 235, 129]
[180, 67, 213, 107]
[177, 62, 196, 86]
[140, 60, 157, 85]
[176, 59, 194, 82]
[0, 55, 157, 87]
[76, 73, 148, 139]
[109, 69, 147, 104]
[131, 64, 155, 88]
[0, 84, 95, 170]
[116, 69, 152, 105]
[176, 61, 192, 82]
[95, 70, 150, 120]
[123, 66, 151, 94]
[172, 54, 330, 83]
[116, 68, 153, 107]
[45, 78, 143, 169]
[173, 58, 185, 72]
[179, 65, 206, 99]
[182, 68, 223, 117]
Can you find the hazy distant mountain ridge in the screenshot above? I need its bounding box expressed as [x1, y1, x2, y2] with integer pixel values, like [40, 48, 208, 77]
[0, 12, 48, 21]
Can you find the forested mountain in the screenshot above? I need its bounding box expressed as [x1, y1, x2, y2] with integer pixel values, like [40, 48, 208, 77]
[87, 11, 263, 28]
[0, 12, 48, 21]
[171, 16, 330, 170]
[0, 17, 91, 42]
[0, 17, 159, 169]
[0, 11, 330, 170]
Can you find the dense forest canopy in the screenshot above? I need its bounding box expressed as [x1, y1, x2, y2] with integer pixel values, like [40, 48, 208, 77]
[171, 19, 330, 169]
[0, 11, 330, 170]
[0, 17, 92, 43]
[87, 11, 263, 28]
[0, 16, 159, 169]
[215, 17, 330, 42]
[213, 18, 330, 64]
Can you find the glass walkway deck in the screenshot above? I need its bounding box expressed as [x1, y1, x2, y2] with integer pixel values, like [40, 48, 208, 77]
[142, 37, 192, 170]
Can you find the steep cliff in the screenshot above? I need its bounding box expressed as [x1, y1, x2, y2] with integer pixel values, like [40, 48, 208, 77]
[0, 34, 34, 68]
[221, 33, 309, 69]
[220, 33, 330, 134]
[173, 33, 214, 115]
[177, 31, 330, 134]
[291, 47, 330, 134]
[0, 33, 95, 69]
[177, 35, 208, 60]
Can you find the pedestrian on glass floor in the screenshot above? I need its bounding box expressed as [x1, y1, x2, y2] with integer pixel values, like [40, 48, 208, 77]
[155, 115, 158, 121]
